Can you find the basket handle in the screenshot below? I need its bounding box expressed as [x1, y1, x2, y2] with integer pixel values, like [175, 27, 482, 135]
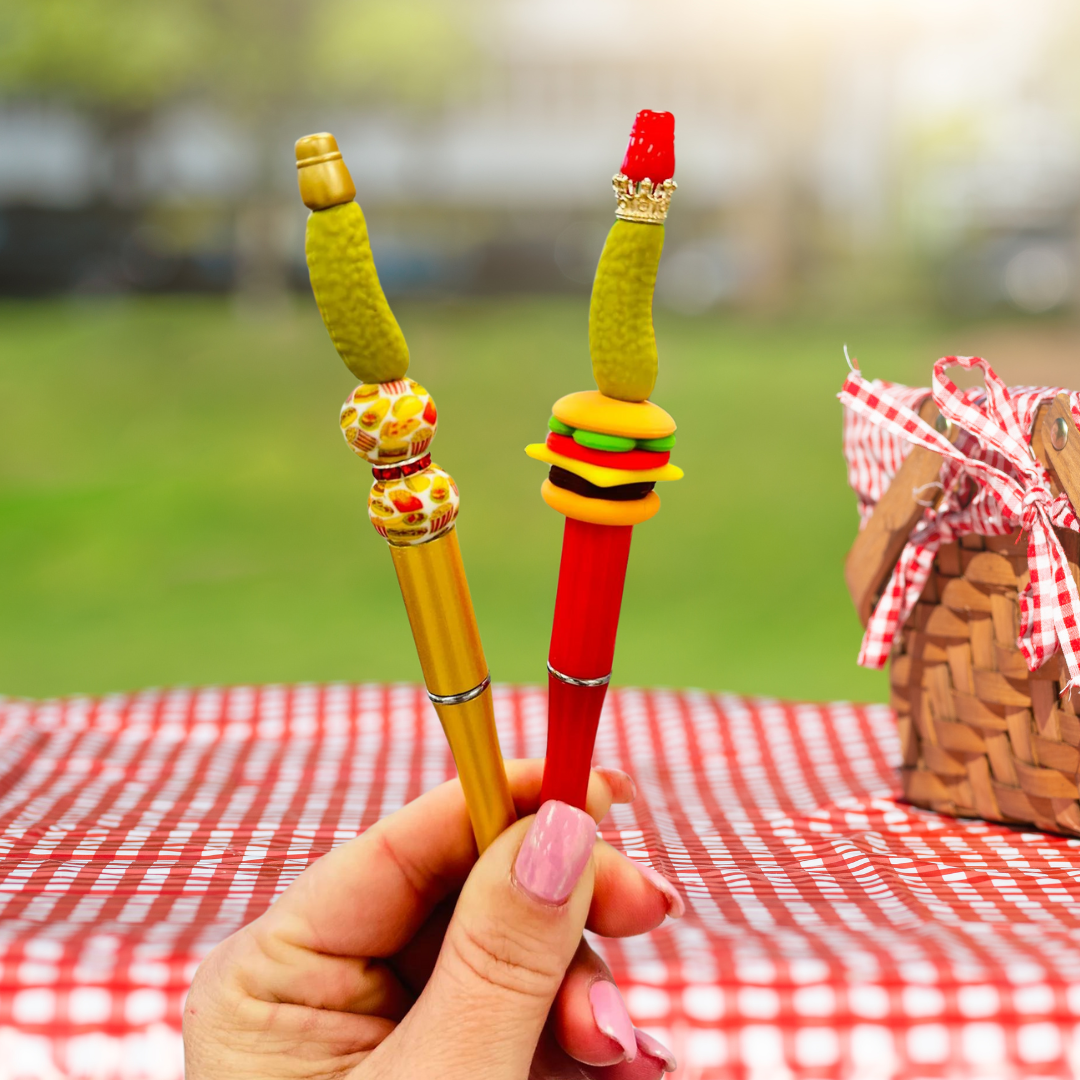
[1037, 395, 1080, 512]
[845, 396, 951, 627]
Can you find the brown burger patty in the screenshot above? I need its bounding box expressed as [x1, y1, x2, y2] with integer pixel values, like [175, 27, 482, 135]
[548, 465, 656, 502]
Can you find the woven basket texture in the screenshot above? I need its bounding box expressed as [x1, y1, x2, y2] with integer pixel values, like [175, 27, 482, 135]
[893, 526, 1080, 834]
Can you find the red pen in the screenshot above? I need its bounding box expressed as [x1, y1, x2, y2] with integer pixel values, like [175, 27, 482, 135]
[525, 110, 682, 808]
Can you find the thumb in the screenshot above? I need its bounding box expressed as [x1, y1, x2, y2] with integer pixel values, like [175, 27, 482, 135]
[373, 800, 597, 1080]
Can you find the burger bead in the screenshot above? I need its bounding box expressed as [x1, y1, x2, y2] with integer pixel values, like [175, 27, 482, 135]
[530, 391, 680, 520]
[547, 465, 656, 502]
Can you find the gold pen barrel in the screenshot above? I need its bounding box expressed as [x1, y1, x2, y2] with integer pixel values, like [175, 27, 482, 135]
[432, 688, 514, 852]
[391, 528, 516, 850]
[390, 528, 487, 695]
[297, 130, 515, 852]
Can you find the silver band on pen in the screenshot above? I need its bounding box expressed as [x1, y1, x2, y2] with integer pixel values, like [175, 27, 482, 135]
[546, 661, 611, 688]
[428, 672, 492, 707]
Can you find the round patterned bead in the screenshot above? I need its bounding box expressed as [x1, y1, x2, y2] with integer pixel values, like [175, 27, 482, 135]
[368, 464, 460, 546]
[340, 378, 437, 466]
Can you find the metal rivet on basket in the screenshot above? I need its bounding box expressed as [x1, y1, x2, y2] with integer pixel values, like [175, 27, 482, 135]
[934, 413, 952, 437]
[1051, 416, 1070, 452]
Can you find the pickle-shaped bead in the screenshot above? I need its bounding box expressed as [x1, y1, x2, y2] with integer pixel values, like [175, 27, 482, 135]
[305, 201, 410, 384]
[588, 218, 664, 403]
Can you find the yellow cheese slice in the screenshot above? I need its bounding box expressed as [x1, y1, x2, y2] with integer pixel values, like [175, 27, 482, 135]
[551, 390, 676, 440]
[525, 443, 683, 488]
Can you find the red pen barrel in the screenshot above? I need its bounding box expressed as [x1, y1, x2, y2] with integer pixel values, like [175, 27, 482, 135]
[533, 109, 679, 810]
[541, 517, 634, 807]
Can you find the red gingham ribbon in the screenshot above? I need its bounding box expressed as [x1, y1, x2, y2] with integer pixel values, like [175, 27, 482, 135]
[839, 356, 1080, 690]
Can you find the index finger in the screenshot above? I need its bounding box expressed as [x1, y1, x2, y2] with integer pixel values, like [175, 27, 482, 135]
[261, 760, 632, 959]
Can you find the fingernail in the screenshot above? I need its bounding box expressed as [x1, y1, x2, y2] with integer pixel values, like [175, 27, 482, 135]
[514, 800, 596, 904]
[594, 766, 637, 803]
[589, 980, 637, 1062]
[636, 1028, 677, 1072]
[636, 862, 686, 919]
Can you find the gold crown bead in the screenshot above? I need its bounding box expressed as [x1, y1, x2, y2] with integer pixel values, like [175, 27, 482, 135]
[296, 132, 357, 210]
[612, 173, 677, 224]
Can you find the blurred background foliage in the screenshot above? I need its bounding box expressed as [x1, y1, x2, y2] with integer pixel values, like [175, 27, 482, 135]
[0, 0, 477, 110]
[2, 0, 1080, 700]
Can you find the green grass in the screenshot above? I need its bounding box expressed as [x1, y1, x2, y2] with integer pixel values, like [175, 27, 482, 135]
[0, 295, 953, 702]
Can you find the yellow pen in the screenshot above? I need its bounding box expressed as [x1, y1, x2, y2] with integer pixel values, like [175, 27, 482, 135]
[295, 132, 516, 851]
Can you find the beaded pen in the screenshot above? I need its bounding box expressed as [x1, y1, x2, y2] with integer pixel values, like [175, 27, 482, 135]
[296, 133, 516, 851]
[526, 111, 682, 809]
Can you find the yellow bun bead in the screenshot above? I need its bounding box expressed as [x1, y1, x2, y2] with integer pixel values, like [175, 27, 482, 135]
[552, 390, 676, 440]
[541, 480, 660, 526]
[525, 443, 683, 486]
[305, 200, 410, 384]
[340, 379, 438, 465]
[589, 218, 664, 402]
[369, 465, 460, 546]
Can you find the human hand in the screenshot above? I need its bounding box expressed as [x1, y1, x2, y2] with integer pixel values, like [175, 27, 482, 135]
[183, 759, 682, 1080]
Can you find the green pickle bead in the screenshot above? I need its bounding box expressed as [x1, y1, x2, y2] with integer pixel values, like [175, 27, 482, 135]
[548, 416, 575, 436]
[305, 202, 410, 383]
[637, 433, 676, 452]
[573, 429, 637, 453]
[589, 218, 665, 402]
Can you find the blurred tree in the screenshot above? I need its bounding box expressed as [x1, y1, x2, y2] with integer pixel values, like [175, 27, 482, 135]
[0, 0, 484, 289]
[0, 0, 480, 114]
[0, 0, 210, 113]
[310, 0, 479, 108]
[0, 0, 211, 203]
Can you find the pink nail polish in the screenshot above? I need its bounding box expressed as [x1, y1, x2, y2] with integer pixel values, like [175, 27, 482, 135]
[637, 862, 686, 919]
[514, 800, 596, 904]
[588, 980, 637, 1062]
[636, 1028, 677, 1072]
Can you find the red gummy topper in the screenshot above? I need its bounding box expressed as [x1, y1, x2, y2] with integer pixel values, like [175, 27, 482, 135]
[620, 109, 675, 183]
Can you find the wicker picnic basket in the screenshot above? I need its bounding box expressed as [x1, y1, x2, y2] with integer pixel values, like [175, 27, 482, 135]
[845, 378, 1080, 836]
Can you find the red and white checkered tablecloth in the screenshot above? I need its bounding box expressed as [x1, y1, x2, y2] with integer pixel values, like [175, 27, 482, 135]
[2, 685, 1080, 1079]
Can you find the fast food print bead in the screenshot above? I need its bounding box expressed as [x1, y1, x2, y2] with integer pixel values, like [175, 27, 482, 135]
[368, 464, 459, 546]
[340, 378, 438, 465]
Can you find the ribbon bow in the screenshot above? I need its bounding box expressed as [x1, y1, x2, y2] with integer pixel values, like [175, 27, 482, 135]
[839, 356, 1080, 692]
